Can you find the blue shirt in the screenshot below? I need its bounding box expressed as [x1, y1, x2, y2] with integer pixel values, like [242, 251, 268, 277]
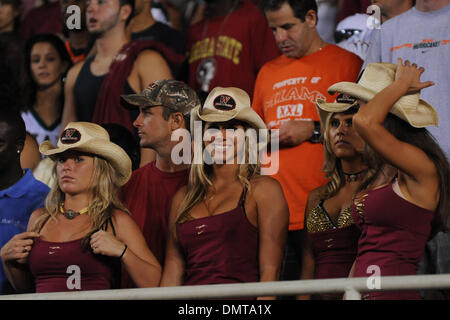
[0, 169, 49, 294]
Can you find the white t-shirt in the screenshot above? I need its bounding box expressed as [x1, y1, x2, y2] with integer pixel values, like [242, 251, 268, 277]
[22, 109, 61, 147]
[364, 5, 450, 158]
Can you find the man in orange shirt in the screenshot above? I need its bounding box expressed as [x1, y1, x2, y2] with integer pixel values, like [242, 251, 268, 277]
[254, 0, 362, 287]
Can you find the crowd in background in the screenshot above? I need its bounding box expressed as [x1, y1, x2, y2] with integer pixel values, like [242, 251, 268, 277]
[0, 0, 449, 300]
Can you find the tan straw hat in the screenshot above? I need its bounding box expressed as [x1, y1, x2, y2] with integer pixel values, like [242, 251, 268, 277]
[191, 87, 267, 131]
[40, 122, 132, 186]
[327, 62, 438, 128]
[191, 87, 268, 151]
[316, 93, 359, 127]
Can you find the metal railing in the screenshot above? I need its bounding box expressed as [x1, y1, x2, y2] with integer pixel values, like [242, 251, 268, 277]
[1, 274, 450, 300]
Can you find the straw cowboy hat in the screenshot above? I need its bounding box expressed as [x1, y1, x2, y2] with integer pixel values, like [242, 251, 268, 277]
[40, 122, 132, 186]
[326, 62, 438, 128]
[191, 87, 267, 130]
[190, 87, 268, 150]
[316, 93, 359, 127]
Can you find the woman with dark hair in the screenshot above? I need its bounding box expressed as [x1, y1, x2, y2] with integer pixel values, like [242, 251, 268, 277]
[161, 87, 289, 299]
[329, 60, 450, 300]
[22, 33, 73, 147]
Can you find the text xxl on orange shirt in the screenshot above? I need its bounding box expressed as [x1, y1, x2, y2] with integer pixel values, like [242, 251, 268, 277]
[252, 44, 362, 231]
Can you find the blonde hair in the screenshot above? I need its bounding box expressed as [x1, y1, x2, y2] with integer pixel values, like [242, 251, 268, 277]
[32, 155, 130, 248]
[175, 122, 261, 226]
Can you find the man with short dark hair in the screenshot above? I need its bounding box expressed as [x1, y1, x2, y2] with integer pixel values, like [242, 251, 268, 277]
[254, 0, 362, 287]
[119, 80, 200, 287]
[61, 0, 177, 167]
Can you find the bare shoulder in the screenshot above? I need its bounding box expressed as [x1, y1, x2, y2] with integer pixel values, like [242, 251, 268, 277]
[307, 185, 327, 203]
[111, 209, 133, 224]
[308, 185, 327, 203]
[172, 186, 188, 208]
[66, 61, 85, 83]
[30, 207, 46, 220]
[249, 175, 284, 199]
[135, 49, 167, 66]
[28, 207, 47, 231]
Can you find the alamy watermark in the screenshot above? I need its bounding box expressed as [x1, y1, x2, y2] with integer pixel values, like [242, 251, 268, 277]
[366, 5, 382, 30]
[170, 121, 279, 175]
[65, 5, 83, 30]
[66, 264, 81, 290]
[366, 265, 381, 290]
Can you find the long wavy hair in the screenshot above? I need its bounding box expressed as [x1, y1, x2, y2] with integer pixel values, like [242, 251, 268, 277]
[175, 120, 261, 227]
[24, 33, 72, 111]
[32, 155, 130, 249]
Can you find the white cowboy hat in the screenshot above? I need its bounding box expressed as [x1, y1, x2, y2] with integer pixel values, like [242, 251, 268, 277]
[190, 87, 268, 151]
[191, 87, 267, 130]
[316, 93, 359, 127]
[40, 122, 132, 186]
[327, 62, 438, 128]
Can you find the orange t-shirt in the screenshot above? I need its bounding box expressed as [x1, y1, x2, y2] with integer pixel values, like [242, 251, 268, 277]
[252, 44, 362, 230]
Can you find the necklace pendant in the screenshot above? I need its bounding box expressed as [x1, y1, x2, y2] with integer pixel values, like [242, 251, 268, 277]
[65, 210, 77, 219]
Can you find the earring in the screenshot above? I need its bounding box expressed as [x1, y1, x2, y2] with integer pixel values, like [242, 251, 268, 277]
[17, 150, 21, 154]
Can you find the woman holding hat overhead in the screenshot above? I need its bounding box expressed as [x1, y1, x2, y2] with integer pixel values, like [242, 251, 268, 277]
[161, 87, 289, 299]
[1, 122, 161, 293]
[328, 60, 450, 300]
[300, 94, 391, 300]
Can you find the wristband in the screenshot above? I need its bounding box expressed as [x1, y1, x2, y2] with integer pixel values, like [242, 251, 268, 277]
[119, 244, 128, 259]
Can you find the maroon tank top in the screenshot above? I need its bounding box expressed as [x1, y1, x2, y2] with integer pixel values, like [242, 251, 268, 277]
[28, 219, 119, 293]
[177, 189, 259, 286]
[307, 200, 361, 299]
[351, 183, 434, 300]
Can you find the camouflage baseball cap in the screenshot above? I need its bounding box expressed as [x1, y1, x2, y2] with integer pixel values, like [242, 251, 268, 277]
[120, 80, 201, 115]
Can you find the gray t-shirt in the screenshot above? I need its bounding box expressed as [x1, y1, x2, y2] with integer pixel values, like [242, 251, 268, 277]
[364, 4, 450, 158]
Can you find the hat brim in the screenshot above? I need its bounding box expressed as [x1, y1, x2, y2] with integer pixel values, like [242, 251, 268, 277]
[328, 82, 376, 104]
[120, 94, 159, 110]
[194, 107, 267, 131]
[328, 82, 438, 128]
[40, 140, 132, 186]
[316, 98, 359, 128]
[190, 106, 268, 152]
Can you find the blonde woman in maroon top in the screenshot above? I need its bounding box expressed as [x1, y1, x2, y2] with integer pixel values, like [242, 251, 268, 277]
[1, 122, 161, 293]
[161, 87, 289, 299]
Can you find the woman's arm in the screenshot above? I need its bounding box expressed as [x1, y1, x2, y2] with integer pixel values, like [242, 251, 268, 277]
[160, 187, 187, 287]
[90, 210, 161, 288]
[60, 62, 83, 131]
[353, 59, 438, 203]
[0, 209, 44, 293]
[253, 176, 289, 300]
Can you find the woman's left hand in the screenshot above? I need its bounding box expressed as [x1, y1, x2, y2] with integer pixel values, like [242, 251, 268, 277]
[395, 58, 434, 93]
[89, 230, 126, 258]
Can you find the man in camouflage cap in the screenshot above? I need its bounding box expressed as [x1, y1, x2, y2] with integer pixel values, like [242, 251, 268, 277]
[119, 80, 199, 286]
